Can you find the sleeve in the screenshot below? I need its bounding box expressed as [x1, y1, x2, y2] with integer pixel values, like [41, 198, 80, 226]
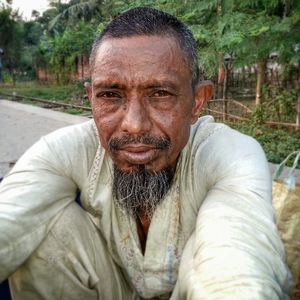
[0, 135, 78, 282]
[178, 128, 292, 299]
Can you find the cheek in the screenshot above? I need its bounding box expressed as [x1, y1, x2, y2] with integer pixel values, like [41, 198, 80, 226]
[153, 108, 191, 148]
[92, 106, 119, 147]
[171, 123, 190, 150]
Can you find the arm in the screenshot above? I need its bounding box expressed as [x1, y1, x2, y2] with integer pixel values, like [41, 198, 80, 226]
[178, 128, 291, 299]
[0, 135, 78, 281]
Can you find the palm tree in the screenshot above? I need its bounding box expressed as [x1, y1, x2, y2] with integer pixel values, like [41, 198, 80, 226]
[48, 0, 102, 32]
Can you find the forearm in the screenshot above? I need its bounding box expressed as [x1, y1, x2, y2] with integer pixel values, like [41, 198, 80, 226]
[177, 129, 291, 299]
[0, 138, 77, 281]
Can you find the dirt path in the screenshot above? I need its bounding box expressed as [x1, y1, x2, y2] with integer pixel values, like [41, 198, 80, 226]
[0, 99, 89, 178]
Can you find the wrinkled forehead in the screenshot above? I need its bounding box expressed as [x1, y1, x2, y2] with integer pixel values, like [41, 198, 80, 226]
[90, 35, 191, 82]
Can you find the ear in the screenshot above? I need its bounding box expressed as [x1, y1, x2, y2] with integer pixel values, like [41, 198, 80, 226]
[191, 80, 214, 124]
[84, 82, 93, 103]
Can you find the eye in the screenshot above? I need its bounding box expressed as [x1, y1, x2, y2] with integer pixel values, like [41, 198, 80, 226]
[147, 89, 176, 110]
[150, 90, 172, 98]
[96, 91, 121, 98]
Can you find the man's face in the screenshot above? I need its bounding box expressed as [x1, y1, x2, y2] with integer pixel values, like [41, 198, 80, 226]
[88, 35, 207, 173]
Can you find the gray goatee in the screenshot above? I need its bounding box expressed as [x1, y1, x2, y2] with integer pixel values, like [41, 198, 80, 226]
[113, 164, 174, 219]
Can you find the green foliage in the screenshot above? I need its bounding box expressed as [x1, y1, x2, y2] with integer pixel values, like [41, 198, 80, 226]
[268, 87, 299, 121]
[2, 0, 297, 81]
[1, 0, 299, 111]
[47, 21, 96, 83]
[250, 86, 299, 123]
[23, 21, 43, 45]
[2, 71, 12, 83]
[251, 103, 268, 124]
[0, 4, 46, 80]
[48, 0, 102, 33]
[0, 6, 23, 75]
[62, 107, 84, 115]
[183, 0, 300, 77]
[0, 81, 88, 103]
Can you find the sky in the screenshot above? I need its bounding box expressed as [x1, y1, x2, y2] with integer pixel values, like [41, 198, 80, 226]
[10, 0, 51, 20]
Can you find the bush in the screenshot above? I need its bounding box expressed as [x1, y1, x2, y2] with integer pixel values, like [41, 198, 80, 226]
[2, 72, 12, 83]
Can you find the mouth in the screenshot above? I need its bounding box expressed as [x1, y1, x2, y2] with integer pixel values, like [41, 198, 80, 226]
[109, 135, 171, 166]
[118, 144, 159, 164]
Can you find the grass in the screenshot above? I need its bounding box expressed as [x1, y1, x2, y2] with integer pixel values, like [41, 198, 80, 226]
[63, 107, 85, 115]
[0, 81, 91, 114]
[0, 81, 90, 106]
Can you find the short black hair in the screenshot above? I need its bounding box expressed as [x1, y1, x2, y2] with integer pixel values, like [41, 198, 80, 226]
[90, 7, 200, 89]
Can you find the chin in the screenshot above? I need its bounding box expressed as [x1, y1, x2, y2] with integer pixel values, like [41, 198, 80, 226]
[116, 163, 175, 177]
[114, 163, 151, 173]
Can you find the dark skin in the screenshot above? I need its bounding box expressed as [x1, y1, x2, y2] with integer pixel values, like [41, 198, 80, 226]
[86, 35, 213, 253]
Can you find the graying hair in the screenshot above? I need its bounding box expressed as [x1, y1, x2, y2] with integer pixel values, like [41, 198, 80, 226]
[89, 7, 200, 89]
[113, 165, 173, 219]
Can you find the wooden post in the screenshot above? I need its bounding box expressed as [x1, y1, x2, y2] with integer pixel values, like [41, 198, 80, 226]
[222, 67, 228, 121]
[296, 95, 300, 130]
[81, 55, 84, 80]
[255, 58, 267, 106]
[217, 52, 225, 99]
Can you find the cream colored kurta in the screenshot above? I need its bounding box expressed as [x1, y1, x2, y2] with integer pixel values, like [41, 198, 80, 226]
[0, 116, 291, 299]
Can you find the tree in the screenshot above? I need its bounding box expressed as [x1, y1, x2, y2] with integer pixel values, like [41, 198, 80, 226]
[182, 0, 300, 105]
[0, 5, 23, 84]
[48, 21, 96, 83]
[12, 0, 297, 103]
[48, 0, 103, 33]
[20, 21, 43, 78]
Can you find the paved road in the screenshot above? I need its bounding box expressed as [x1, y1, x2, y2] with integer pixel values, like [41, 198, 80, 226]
[0, 99, 89, 178]
[0, 99, 299, 182]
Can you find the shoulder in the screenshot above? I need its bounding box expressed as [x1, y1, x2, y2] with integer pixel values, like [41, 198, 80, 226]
[43, 119, 99, 149]
[13, 120, 100, 183]
[186, 116, 269, 186]
[42, 120, 100, 178]
[189, 116, 264, 162]
[189, 116, 259, 151]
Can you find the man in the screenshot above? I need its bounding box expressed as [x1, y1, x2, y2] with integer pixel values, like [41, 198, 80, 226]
[0, 7, 291, 300]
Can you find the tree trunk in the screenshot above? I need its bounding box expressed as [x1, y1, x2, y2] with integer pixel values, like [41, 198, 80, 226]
[12, 73, 16, 87]
[242, 66, 246, 88]
[283, 0, 291, 17]
[255, 58, 267, 106]
[9, 67, 16, 87]
[296, 95, 300, 130]
[217, 53, 225, 99]
[222, 66, 229, 121]
[223, 67, 229, 100]
[81, 55, 84, 79]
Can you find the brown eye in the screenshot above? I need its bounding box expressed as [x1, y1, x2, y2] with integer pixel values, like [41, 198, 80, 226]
[97, 91, 121, 98]
[151, 90, 172, 97]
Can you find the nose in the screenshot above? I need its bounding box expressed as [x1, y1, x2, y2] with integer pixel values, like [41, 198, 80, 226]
[120, 97, 152, 135]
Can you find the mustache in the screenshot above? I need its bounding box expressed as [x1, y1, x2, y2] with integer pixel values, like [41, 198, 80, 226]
[109, 135, 171, 151]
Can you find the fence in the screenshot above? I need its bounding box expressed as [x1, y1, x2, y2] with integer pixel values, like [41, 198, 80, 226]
[202, 99, 299, 129]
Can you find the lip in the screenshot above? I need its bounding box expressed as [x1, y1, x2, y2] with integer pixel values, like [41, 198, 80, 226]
[120, 144, 156, 152]
[118, 144, 159, 164]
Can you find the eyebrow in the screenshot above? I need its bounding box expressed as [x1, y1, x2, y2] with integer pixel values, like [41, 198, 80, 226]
[92, 79, 179, 91]
[93, 82, 125, 89]
[144, 81, 178, 90]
